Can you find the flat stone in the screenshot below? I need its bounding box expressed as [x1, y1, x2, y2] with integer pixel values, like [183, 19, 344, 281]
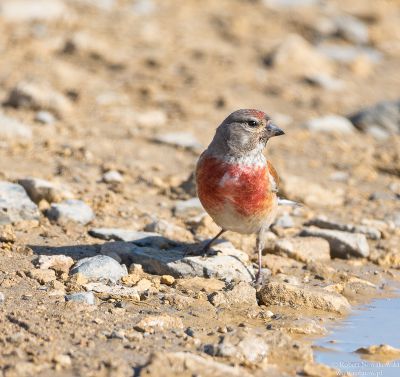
[65, 292, 96, 305]
[259, 281, 351, 314]
[281, 175, 344, 207]
[303, 115, 354, 134]
[134, 314, 184, 332]
[109, 244, 254, 282]
[274, 237, 331, 263]
[18, 177, 73, 204]
[300, 227, 370, 258]
[6, 81, 72, 117]
[154, 132, 201, 150]
[208, 282, 257, 308]
[36, 255, 74, 274]
[268, 34, 334, 77]
[70, 255, 127, 283]
[84, 282, 140, 301]
[0, 182, 40, 225]
[0, 292, 5, 304]
[140, 351, 254, 377]
[306, 216, 381, 240]
[210, 330, 269, 364]
[0, 112, 32, 139]
[349, 100, 400, 137]
[89, 228, 161, 242]
[46, 199, 94, 225]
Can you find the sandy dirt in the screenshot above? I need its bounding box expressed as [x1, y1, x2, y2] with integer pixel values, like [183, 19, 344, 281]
[0, 0, 400, 376]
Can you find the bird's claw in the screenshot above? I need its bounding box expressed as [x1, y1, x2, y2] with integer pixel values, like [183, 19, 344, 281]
[183, 244, 216, 258]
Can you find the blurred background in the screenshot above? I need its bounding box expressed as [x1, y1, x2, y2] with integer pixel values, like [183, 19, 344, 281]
[0, 0, 399, 247]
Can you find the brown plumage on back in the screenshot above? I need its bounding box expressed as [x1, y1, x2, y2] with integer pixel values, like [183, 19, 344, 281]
[267, 160, 280, 189]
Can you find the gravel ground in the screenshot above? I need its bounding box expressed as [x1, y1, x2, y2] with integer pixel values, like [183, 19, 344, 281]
[0, 0, 400, 376]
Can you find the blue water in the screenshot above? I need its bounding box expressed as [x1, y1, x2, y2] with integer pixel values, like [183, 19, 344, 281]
[314, 295, 400, 377]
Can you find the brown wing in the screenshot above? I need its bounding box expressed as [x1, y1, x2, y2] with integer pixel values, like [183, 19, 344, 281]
[267, 160, 280, 192]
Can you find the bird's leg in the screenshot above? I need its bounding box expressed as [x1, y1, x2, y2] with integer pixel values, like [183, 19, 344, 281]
[185, 229, 226, 257]
[255, 232, 265, 284]
[200, 229, 226, 255]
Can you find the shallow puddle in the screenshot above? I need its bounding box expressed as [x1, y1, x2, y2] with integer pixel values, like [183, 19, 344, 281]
[314, 294, 400, 377]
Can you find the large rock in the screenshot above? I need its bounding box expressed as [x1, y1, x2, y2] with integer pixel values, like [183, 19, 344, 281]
[268, 34, 334, 77]
[300, 227, 369, 258]
[274, 237, 331, 263]
[0, 112, 32, 140]
[70, 255, 128, 283]
[101, 243, 254, 282]
[46, 200, 94, 225]
[259, 281, 351, 314]
[18, 177, 73, 204]
[349, 100, 400, 138]
[0, 181, 40, 225]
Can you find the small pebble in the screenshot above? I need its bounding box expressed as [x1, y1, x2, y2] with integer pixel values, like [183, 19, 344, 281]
[102, 170, 123, 183]
[160, 275, 175, 286]
[35, 111, 55, 125]
[65, 291, 96, 305]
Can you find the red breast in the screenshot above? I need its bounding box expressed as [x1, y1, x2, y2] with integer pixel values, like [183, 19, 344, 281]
[196, 155, 276, 218]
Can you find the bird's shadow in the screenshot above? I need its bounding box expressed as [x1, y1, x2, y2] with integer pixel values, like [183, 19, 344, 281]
[29, 235, 255, 280]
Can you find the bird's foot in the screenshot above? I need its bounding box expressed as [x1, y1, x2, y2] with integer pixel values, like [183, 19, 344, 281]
[183, 243, 217, 258]
[252, 269, 266, 289]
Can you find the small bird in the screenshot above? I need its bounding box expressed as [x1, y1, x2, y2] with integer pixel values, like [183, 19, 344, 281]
[195, 109, 284, 283]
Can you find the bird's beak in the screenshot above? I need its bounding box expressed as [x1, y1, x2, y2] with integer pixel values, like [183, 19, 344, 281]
[267, 123, 285, 137]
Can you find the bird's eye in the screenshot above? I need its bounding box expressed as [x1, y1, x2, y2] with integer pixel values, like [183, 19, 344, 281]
[247, 120, 258, 127]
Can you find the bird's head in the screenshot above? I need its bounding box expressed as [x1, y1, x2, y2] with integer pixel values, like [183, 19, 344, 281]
[210, 109, 284, 157]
